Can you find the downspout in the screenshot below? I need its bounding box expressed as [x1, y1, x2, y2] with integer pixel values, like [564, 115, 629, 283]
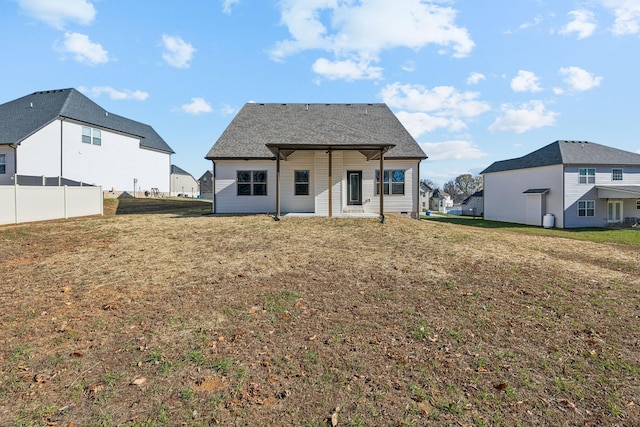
[274, 148, 281, 221]
[60, 118, 64, 180]
[328, 148, 332, 218]
[212, 161, 217, 213]
[415, 160, 420, 219]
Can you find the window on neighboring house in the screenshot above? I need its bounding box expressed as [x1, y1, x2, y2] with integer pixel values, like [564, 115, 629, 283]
[294, 170, 309, 196]
[612, 168, 623, 181]
[82, 126, 101, 145]
[578, 168, 595, 184]
[375, 170, 405, 195]
[636, 200, 640, 210]
[578, 200, 595, 217]
[0, 154, 5, 174]
[237, 170, 267, 196]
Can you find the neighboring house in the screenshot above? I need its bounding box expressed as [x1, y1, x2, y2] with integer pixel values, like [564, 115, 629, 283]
[199, 170, 213, 200]
[461, 190, 484, 216]
[170, 165, 198, 197]
[430, 189, 453, 213]
[0, 89, 174, 193]
[419, 181, 433, 212]
[205, 103, 427, 220]
[481, 140, 640, 228]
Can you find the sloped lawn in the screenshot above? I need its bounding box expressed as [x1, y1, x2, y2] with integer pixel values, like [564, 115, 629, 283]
[1, 199, 638, 426]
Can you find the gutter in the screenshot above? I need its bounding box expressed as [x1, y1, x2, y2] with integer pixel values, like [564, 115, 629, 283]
[212, 161, 216, 214]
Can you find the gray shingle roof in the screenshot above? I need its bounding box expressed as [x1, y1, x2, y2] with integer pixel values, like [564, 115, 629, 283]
[205, 103, 426, 160]
[0, 89, 174, 154]
[170, 165, 193, 176]
[481, 140, 640, 174]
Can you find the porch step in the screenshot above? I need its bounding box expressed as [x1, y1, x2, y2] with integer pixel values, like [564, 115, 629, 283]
[344, 205, 364, 213]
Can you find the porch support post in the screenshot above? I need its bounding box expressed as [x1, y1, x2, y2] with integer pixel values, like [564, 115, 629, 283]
[328, 148, 333, 218]
[274, 148, 281, 221]
[379, 148, 385, 223]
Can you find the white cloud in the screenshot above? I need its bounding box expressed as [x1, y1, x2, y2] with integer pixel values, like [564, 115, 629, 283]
[80, 86, 148, 101]
[511, 70, 542, 92]
[220, 104, 237, 116]
[162, 35, 196, 69]
[401, 60, 416, 73]
[559, 66, 603, 91]
[381, 83, 491, 136]
[269, 0, 474, 80]
[560, 9, 597, 39]
[466, 72, 485, 85]
[489, 100, 558, 133]
[179, 98, 212, 115]
[602, 0, 640, 35]
[312, 57, 382, 81]
[419, 140, 487, 161]
[58, 32, 108, 65]
[19, 0, 96, 29]
[222, 0, 241, 14]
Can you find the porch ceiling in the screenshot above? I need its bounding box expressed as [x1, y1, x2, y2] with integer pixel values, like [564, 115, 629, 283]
[596, 185, 640, 199]
[266, 143, 395, 160]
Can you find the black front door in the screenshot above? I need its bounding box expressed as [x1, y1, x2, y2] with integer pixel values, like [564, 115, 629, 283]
[347, 171, 362, 205]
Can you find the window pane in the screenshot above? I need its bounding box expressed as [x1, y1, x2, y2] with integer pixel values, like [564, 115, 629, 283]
[295, 184, 309, 196]
[383, 171, 389, 183]
[82, 126, 91, 144]
[93, 129, 101, 145]
[253, 183, 267, 195]
[384, 183, 389, 195]
[253, 171, 267, 183]
[0, 154, 5, 174]
[237, 171, 251, 182]
[295, 170, 308, 183]
[392, 170, 404, 182]
[237, 183, 251, 195]
[612, 169, 623, 181]
[392, 183, 405, 194]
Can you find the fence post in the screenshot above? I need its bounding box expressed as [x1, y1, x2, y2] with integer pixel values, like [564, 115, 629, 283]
[14, 181, 19, 224]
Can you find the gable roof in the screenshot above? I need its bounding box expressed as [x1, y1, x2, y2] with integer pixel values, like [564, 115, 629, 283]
[170, 165, 193, 176]
[0, 89, 174, 154]
[481, 140, 640, 174]
[205, 103, 426, 160]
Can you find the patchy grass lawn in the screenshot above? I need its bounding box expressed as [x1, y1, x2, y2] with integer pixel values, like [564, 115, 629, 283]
[1, 199, 639, 426]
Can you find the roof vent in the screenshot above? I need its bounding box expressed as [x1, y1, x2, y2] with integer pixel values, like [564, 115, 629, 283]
[29, 102, 33, 108]
[105, 111, 109, 117]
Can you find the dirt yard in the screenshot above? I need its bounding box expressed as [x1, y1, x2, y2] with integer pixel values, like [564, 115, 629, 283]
[1, 199, 638, 426]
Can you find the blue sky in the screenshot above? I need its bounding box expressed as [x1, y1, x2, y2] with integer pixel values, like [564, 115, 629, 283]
[2, 0, 640, 186]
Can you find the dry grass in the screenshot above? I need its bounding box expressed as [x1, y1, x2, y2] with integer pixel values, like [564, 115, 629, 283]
[1, 199, 639, 426]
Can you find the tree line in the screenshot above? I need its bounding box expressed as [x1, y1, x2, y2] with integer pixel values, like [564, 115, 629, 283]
[423, 174, 483, 204]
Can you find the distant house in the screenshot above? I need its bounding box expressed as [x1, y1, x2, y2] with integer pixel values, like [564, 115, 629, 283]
[170, 165, 198, 197]
[419, 181, 433, 212]
[198, 170, 213, 200]
[481, 140, 640, 228]
[0, 89, 174, 193]
[430, 189, 453, 213]
[205, 103, 427, 220]
[460, 190, 483, 216]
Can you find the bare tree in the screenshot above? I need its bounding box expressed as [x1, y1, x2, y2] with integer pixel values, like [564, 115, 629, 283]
[443, 174, 482, 203]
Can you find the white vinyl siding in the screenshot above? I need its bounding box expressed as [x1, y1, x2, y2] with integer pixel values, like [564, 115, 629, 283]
[213, 160, 276, 214]
[281, 151, 314, 213]
[15, 119, 171, 192]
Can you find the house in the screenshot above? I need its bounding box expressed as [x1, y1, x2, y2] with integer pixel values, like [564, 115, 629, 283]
[0, 89, 174, 193]
[170, 165, 198, 197]
[430, 188, 453, 213]
[205, 103, 427, 220]
[460, 190, 483, 217]
[481, 140, 640, 228]
[198, 170, 213, 200]
[419, 181, 433, 213]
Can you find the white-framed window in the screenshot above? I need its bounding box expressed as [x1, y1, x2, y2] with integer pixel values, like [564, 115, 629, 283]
[375, 170, 405, 195]
[636, 200, 640, 210]
[578, 200, 595, 217]
[82, 126, 102, 146]
[578, 168, 595, 184]
[237, 170, 267, 196]
[612, 168, 623, 181]
[0, 154, 5, 174]
[294, 170, 309, 196]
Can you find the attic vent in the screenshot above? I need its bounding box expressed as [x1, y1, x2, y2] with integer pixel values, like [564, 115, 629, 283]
[29, 102, 33, 108]
[105, 111, 109, 117]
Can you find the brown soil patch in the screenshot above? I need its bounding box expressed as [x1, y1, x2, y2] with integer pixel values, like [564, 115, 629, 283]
[1, 199, 638, 426]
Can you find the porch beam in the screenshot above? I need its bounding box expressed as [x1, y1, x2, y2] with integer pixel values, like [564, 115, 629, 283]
[328, 148, 332, 218]
[274, 148, 281, 221]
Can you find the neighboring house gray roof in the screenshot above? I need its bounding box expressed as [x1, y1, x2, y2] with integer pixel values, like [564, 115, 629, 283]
[432, 189, 450, 199]
[205, 103, 427, 160]
[170, 165, 193, 177]
[198, 170, 213, 181]
[0, 89, 174, 154]
[481, 140, 640, 174]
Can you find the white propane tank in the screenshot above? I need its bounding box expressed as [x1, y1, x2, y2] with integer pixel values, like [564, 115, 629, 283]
[543, 213, 555, 228]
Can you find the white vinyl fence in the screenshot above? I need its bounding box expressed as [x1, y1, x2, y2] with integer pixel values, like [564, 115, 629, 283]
[0, 184, 103, 225]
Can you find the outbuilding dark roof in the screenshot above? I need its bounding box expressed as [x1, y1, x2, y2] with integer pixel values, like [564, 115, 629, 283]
[481, 140, 640, 174]
[205, 103, 426, 160]
[170, 165, 192, 176]
[0, 89, 174, 154]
